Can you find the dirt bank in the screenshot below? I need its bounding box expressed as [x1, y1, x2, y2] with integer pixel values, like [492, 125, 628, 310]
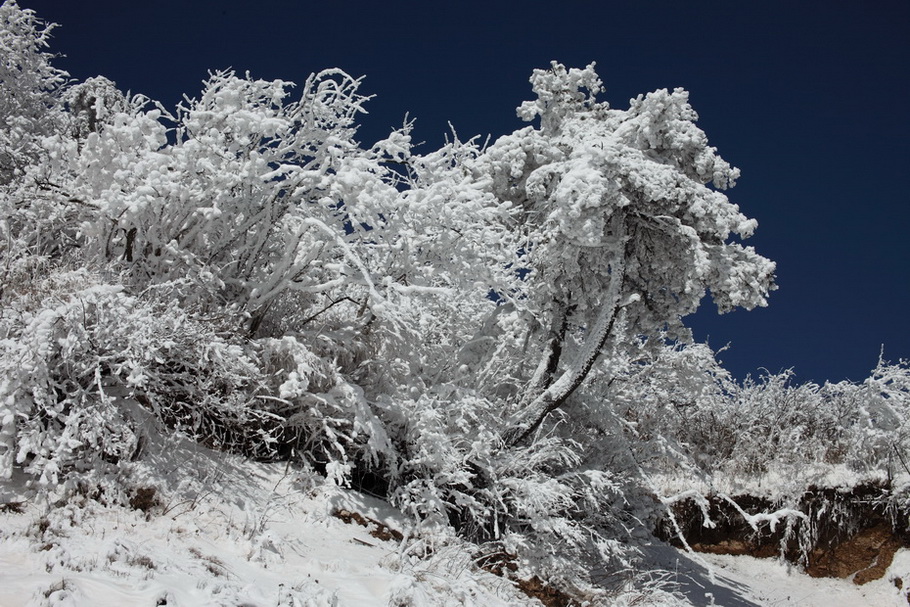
[657, 483, 910, 584]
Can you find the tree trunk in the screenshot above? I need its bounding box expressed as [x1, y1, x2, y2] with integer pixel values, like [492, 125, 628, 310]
[522, 300, 572, 402]
[503, 259, 626, 447]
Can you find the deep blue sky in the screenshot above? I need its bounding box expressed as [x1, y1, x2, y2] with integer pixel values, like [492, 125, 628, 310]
[23, 0, 910, 384]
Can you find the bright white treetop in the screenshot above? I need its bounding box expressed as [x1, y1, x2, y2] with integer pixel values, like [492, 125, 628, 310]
[470, 63, 776, 442]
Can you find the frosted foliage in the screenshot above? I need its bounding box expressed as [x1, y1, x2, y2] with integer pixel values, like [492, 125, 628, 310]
[0, 1, 67, 186]
[57, 71, 397, 321]
[65, 76, 131, 140]
[598, 344, 910, 495]
[481, 61, 774, 340]
[517, 62, 604, 133]
[388, 387, 635, 583]
[0, 270, 277, 483]
[259, 335, 393, 471]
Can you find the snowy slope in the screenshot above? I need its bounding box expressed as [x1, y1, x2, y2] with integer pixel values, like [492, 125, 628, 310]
[0, 432, 538, 607]
[2, 429, 909, 607]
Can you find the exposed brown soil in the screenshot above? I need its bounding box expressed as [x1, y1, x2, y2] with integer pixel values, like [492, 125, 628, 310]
[474, 550, 519, 577]
[516, 575, 576, 607]
[657, 483, 910, 585]
[807, 523, 902, 584]
[129, 486, 161, 513]
[0, 501, 24, 513]
[474, 549, 579, 606]
[332, 508, 404, 542]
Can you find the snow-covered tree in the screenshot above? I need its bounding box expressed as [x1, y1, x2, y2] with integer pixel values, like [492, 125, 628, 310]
[470, 63, 776, 444]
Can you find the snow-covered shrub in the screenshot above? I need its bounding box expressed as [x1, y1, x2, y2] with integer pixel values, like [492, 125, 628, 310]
[722, 373, 847, 477]
[583, 339, 910, 491]
[583, 342, 736, 474]
[685, 360, 910, 485]
[383, 387, 642, 592]
[9, 63, 416, 341]
[855, 359, 910, 471]
[0, 269, 277, 484]
[482, 440, 640, 590]
[601, 342, 910, 499]
[257, 335, 393, 484]
[385, 390, 500, 529]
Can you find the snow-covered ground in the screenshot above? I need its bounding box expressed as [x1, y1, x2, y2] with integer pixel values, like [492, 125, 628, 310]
[0, 431, 541, 607]
[1, 432, 908, 607]
[699, 551, 910, 607]
[638, 543, 910, 607]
